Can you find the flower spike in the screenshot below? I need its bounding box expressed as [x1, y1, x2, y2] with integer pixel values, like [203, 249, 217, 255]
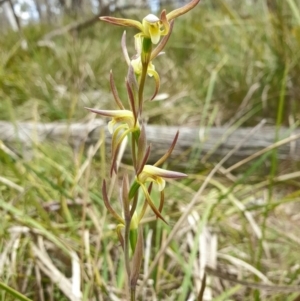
[93, 0, 200, 296]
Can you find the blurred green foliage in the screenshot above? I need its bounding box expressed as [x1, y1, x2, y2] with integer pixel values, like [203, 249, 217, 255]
[0, 0, 299, 126]
[1, 2, 300, 300]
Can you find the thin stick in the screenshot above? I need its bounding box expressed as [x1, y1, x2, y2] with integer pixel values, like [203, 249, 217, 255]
[224, 132, 300, 174]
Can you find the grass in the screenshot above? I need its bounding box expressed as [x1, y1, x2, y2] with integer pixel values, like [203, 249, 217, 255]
[1, 0, 300, 300]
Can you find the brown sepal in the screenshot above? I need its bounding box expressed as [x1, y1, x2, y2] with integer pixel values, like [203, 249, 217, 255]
[130, 226, 144, 289]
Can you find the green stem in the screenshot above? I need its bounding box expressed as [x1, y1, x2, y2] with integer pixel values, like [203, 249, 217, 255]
[124, 213, 132, 300]
[138, 64, 148, 114]
[0, 281, 33, 301]
[131, 134, 137, 171]
[130, 193, 139, 216]
[129, 36, 152, 301]
[131, 287, 136, 301]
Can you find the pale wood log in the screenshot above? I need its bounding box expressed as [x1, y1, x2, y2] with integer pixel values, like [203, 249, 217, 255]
[0, 121, 299, 171]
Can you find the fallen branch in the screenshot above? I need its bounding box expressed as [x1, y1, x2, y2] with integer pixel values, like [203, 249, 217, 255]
[40, 5, 110, 41]
[39, 3, 142, 41]
[1, 121, 299, 171]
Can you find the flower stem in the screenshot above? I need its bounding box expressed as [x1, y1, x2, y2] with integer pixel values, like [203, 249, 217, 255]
[124, 216, 131, 280]
[131, 133, 137, 171]
[131, 288, 136, 301]
[138, 37, 152, 114]
[138, 64, 147, 114]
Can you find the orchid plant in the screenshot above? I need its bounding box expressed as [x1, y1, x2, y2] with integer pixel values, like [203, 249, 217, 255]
[86, 0, 201, 299]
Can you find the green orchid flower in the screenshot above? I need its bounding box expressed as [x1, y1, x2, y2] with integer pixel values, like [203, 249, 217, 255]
[128, 131, 187, 223]
[86, 107, 140, 174]
[135, 164, 187, 224]
[122, 31, 160, 100]
[85, 108, 138, 134]
[122, 31, 158, 78]
[137, 165, 186, 192]
[85, 69, 140, 174]
[100, 0, 201, 44]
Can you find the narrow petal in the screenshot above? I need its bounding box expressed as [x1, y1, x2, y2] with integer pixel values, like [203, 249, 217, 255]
[148, 68, 160, 100]
[130, 227, 144, 288]
[102, 181, 124, 224]
[134, 34, 143, 55]
[85, 108, 133, 118]
[110, 127, 131, 175]
[131, 56, 142, 75]
[140, 184, 168, 224]
[137, 145, 151, 176]
[143, 165, 187, 179]
[151, 20, 174, 60]
[126, 65, 139, 126]
[110, 71, 125, 110]
[166, 0, 201, 21]
[107, 119, 116, 134]
[111, 125, 128, 156]
[158, 190, 165, 214]
[154, 131, 179, 166]
[125, 78, 137, 123]
[100, 16, 144, 32]
[121, 31, 131, 66]
[138, 197, 148, 223]
[149, 24, 161, 44]
[159, 10, 170, 36]
[110, 126, 127, 175]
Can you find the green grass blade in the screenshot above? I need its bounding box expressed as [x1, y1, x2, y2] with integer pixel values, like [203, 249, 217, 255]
[0, 281, 33, 301]
[0, 199, 70, 254]
[287, 0, 300, 25]
[178, 200, 215, 301]
[212, 285, 241, 301]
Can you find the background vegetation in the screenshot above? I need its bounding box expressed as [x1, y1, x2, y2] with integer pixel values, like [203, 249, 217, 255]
[0, 0, 300, 300]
